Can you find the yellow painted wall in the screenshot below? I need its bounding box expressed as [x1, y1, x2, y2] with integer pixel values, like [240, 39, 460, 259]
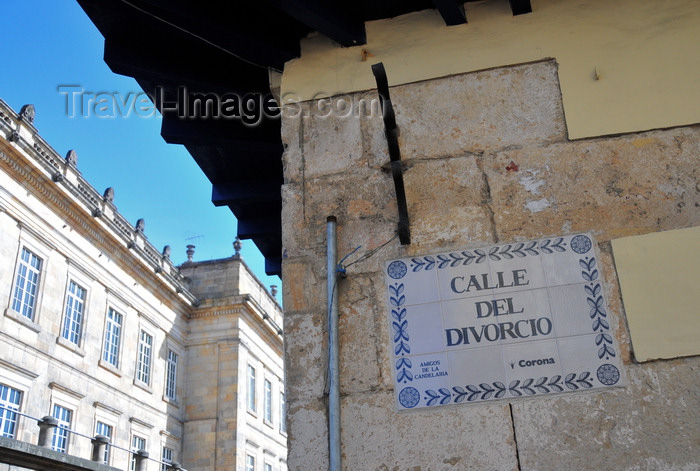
[612, 226, 700, 362]
[281, 0, 700, 139]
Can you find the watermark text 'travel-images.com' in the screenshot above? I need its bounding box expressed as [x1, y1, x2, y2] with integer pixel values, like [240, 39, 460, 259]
[58, 85, 381, 124]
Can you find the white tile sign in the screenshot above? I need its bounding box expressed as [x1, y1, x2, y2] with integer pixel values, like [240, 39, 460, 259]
[384, 234, 624, 410]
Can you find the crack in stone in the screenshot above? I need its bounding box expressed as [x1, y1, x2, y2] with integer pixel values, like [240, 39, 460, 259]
[509, 403, 522, 471]
[299, 114, 307, 221]
[476, 152, 499, 243]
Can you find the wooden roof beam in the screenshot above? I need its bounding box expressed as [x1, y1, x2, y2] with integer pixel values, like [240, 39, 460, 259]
[160, 114, 282, 151]
[432, 0, 467, 26]
[509, 0, 532, 16]
[124, 0, 299, 70]
[106, 39, 271, 92]
[212, 180, 282, 207]
[237, 216, 282, 239]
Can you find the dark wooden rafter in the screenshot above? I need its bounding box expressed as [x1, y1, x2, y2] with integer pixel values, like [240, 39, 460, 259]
[228, 200, 282, 275]
[259, 240, 283, 275]
[110, 0, 301, 70]
[371, 62, 410, 245]
[432, 0, 467, 25]
[212, 180, 283, 206]
[105, 39, 271, 92]
[184, 144, 283, 185]
[433, 0, 531, 25]
[213, 180, 283, 271]
[144, 84, 283, 149]
[160, 113, 282, 149]
[263, 0, 366, 47]
[509, 0, 532, 16]
[237, 216, 282, 239]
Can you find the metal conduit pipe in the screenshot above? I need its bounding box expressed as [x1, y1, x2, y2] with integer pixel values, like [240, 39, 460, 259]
[326, 216, 341, 471]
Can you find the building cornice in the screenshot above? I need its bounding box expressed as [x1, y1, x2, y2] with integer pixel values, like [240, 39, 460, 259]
[48, 381, 86, 400]
[190, 293, 283, 342]
[189, 307, 244, 319]
[0, 358, 39, 380]
[0, 99, 197, 312]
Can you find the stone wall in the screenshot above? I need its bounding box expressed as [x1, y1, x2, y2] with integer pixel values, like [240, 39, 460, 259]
[280, 60, 700, 470]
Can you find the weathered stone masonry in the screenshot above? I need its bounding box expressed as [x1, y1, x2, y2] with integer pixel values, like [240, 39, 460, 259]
[280, 60, 700, 470]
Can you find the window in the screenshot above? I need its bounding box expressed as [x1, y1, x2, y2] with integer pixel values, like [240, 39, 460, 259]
[51, 405, 72, 453]
[62, 281, 86, 345]
[246, 454, 255, 471]
[102, 308, 123, 367]
[264, 379, 272, 423]
[264, 462, 273, 471]
[11, 247, 42, 320]
[161, 446, 173, 471]
[165, 350, 178, 400]
[95, 421, 113, 464]
[279, 392, 286, 434]
[136, 330, 153, 385]
[0, 384, 22, 438]
[130, 435, 147, 471]
[247, 365, 256, 412]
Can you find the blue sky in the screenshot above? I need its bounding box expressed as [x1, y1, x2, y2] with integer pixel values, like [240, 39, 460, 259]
[1, 1, 281, 294]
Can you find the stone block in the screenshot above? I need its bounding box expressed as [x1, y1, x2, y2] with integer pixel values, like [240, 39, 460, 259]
[280, 101, 304, 183]
[483, 127, 700, 243]
[286, 397, 329, 471]
[337, 274, 385, 393]
[280, 182, 328, 258]
[281, 90, 387, 179]
[281, 258, 324, 313]
[283, 170, 414, 259]
[357, 90, 390, 171]
[183, 419, 217, 470]
[283, 311, 326, 401]
[391, 60, 567, 161]
[301, 97, 364, 179]
[402, 156, 496, 250]
[512, 358, 700, 470]
[341, 391, 518, 471]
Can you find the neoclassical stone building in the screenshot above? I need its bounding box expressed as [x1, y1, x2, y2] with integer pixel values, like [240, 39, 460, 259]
[0, 99, 286, 471]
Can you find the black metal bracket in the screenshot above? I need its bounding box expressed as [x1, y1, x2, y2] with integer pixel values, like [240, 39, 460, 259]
[372, 62, 410, 245]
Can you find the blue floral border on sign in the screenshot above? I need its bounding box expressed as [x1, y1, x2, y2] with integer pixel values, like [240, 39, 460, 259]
[579, 254, 617, 361]
[389, 283, 413, 385]
[405, 237, 568, 274]
[420, 371, 594, 406]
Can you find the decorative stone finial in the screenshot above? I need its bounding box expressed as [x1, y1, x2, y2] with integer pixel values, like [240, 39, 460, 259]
[103, 187, 114, 202]
[186, 244, 195, 262]
[20, 104, 35, 124]
[162, 245, 171, 259]
[270, 285, 278, 298]
[135, 218, 145, 233]
[65, 149, 78, 166]
[233, 237, 242, 256]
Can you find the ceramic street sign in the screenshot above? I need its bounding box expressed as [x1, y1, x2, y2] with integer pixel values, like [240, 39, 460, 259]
[384, 233, 624, 411]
